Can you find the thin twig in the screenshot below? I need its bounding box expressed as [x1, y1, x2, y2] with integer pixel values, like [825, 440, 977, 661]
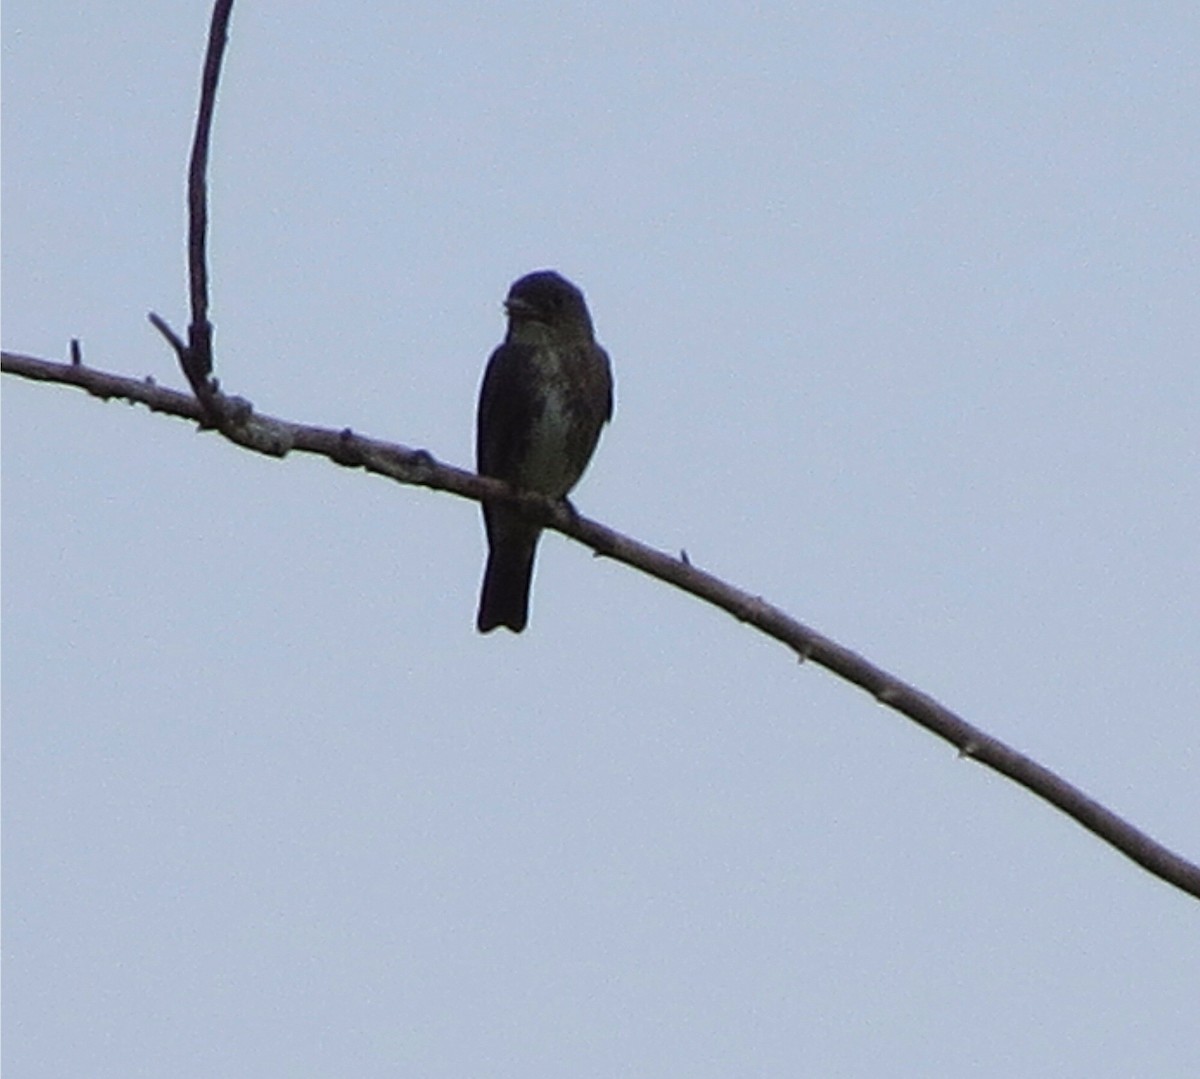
[4, 347, 1198, 902]
[147, 0, 235, 423]
[186, 0, 234, 368]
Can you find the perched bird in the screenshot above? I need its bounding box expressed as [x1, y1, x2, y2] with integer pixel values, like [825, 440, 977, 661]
[475, 270, 614, 633]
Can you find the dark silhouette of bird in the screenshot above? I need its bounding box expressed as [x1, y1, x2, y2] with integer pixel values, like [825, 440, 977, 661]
[475, 270, 614, 633]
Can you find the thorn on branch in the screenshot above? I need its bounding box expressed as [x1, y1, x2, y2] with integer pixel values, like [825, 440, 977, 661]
[70, 338, 82, 366]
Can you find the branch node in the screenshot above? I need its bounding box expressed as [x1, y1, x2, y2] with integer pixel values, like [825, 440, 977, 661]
[332, 428, 365, 467]
[875, 684, 902, 705]
[185, 319, 214, 383]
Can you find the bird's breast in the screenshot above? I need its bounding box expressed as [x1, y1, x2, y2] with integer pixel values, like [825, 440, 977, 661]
[514, 347, 599, 497]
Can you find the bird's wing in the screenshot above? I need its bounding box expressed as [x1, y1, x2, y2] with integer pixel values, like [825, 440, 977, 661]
[476, 342, 539, 479]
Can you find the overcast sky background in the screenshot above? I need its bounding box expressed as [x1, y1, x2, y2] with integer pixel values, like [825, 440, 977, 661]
[4, 3, 1199, 1076]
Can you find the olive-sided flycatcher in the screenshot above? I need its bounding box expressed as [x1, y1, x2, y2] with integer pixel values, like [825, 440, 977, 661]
[475, 270, 614, 633]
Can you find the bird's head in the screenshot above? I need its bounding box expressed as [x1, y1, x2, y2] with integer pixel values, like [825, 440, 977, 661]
[504, 270, 595, 342]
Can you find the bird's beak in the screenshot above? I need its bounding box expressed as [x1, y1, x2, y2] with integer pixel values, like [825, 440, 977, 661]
[504, 296, 535, 318]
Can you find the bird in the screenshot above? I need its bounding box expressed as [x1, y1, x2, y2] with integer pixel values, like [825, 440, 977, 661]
[475, 270, 614, 633]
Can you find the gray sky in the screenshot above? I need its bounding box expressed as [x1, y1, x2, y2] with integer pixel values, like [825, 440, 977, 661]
[5, 3, 1199, 1076]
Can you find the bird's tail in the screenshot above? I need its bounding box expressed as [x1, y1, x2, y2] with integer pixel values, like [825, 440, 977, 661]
[476, 527, 540, 633]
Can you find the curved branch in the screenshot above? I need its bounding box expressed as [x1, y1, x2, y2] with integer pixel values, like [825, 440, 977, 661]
[149, 0, 234, 421]
[7, 0, 1198, 903]
[4, 347, 1198, 901]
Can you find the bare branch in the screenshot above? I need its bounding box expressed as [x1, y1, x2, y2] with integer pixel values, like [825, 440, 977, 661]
[4, 346, 1198, 901]
[6, 0, 1197, 905]
[147, 0, 234, 424]
[188, 0, 233, 347]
